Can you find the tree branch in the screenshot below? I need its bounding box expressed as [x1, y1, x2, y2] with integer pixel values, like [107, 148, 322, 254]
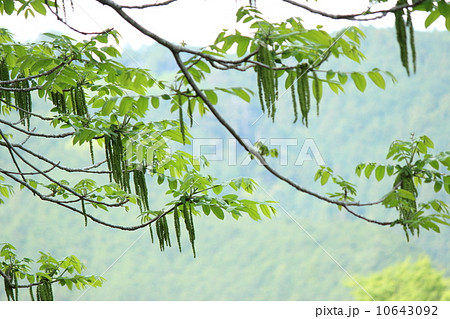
[0, 118, 73, 138]
[120, 0, 178, 9]
[282, 0, 426, 21]
[0, 59, 71, 85]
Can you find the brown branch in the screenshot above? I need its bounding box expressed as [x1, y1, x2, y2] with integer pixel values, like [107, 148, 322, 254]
[0, 128, 26, 183]
[0, 118, 73, 138]
[0, 85, 42, 92]
[45, 0, 114, 36]
[282, 0, 426, 21]
[0, 141, 108, 174]
[342, 205, 394, 226]
[0, 59, 71, 85]
[120, 0, 178, 9]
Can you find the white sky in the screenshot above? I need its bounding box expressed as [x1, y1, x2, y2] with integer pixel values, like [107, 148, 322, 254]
[1, 0, 446, 48]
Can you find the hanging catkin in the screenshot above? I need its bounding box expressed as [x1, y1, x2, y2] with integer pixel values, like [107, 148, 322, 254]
[0, 59, 12, 107]
[133, 168, 149, 212]
[406, 9, 416, 74]
[13, 75, 32, 129]
[174, 206, 182, 252]
[255, 43, 278, 120]
[177, 95, 186, 144]
[51, 91, 67, 114]
[70, 84, 88, 117]
[394, 2, 409, 75]
[104, 128, 130, 192]
[183, 202, 196, 257]
[296, 65, 310, 127]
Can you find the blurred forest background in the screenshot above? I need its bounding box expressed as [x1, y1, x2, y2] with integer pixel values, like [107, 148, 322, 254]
[0, 26, 449, 300]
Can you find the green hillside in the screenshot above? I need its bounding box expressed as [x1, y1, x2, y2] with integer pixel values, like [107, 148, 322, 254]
[0, 27, 449, 300]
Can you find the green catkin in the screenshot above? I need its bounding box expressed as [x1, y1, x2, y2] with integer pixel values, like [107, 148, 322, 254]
[51, 91, 67, 114]
[312, 70, 320, 116]
[0, 59, 11, 107]
[133, 168, 149, 212]
[156, 218, 165, 251]
[178, 95, 186, 144]
[13, 76, 32, 129]
[188, 204, 195, 241]
[4, 270, 14, 301]
[183, 203, 196, 257]
[187, 98, 194, 127]
[89, 140, 94, 164]
[69, 85, 86, 116]
[69, 88, 76, 114]
[105, 129, 131, 192]
[81, 199, 87, 227]
[406, 9, 416, 74]
[36, 283, 41, 301]
[162, 215, 171, 247]
[104, 136, 113, 183]
[37, 281, 51, 301]
[394, 171, 418, 241]
[256, 68, 265, 113]
[149, 224, 154, 243]
[29, 286, 35, 301]
[14, 273, 18, 301]
[262, 46, 276, 120]
[303, 72, 311, 127]
[296, 65, 310, 127]
[255, 43, 278, 119]
[290, 71, 298, 123]
[394, 4, 409, 76]
[46, 281, 53, 301]
[174, 207, 182, 252]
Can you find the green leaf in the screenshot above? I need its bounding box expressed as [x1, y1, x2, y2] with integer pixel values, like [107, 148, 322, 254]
[397, 189, 416, 201]
[355, 164, 365, 177]
[101, 99, 115, 115]
[320, 171, 330, 185]
[375, 165, 385, 181]
[118, 97, 133, 115]
[231, 87, 251, 103]
[202, 205, 210, 216]
[364, 164, 375, 179]
[212, 185, 223, 195]
[3, 0, 15, 15]
[211, 205, 224, 220]
[438, 1, 450, 18]
[337, 72, 348, 84]
[368, 71, 386, 89]
[422, 135, 434, 148]
[434, 181, 442, 193]
[425, 10, 440, 28]
[204, 90, 218, 105]
[195, 60, 211, 73]
[386, 165, 394, 176]
[351, 72, 366, 92]
[260, 204, 272, 218]
[151, 96, 160, 109]
[30, 0, 46, 15]
[236, 37, 250, 57]
[429, 160, 439, 170]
